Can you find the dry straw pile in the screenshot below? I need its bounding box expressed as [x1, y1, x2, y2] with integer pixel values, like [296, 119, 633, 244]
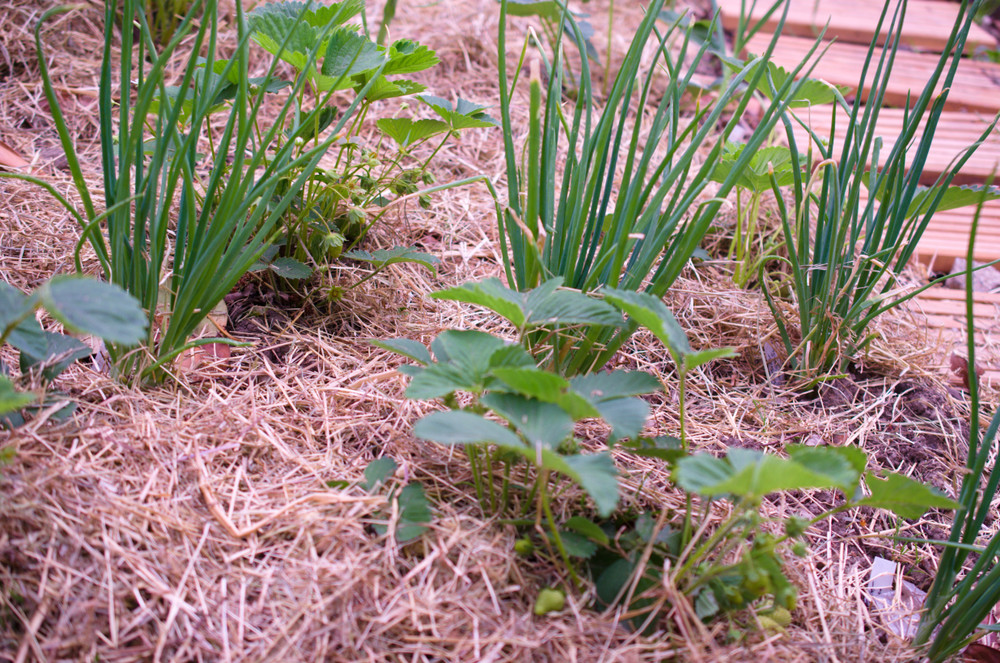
[1, 0, 996, 660]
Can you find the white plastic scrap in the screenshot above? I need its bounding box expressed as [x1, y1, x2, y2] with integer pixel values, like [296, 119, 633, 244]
[868, 556, 926, 639]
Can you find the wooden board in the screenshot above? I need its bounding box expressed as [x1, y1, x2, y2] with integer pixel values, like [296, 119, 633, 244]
[744, 33, 1000, 113]
[718, 0, 996, 53]
[781, 106, 1000, 272]
[785, 106, 1000, 186]
[915, 204, 1000, 272]
[906, 287, 1000, 384]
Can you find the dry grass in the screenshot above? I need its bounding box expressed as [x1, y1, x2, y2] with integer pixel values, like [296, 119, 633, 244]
[2, 0, 998, 661]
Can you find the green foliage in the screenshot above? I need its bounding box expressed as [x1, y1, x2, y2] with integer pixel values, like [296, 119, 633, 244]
[419, 95, 498, 131]
[380, 277, 751, 592]
[431, 277, 623, 370]
[1, 277, 145, 424]
[6, 0, 493, 382]
[363, 456, 398, 490]
[344, 247, 439, 276]
[497, 0, 828, 375]
[144, 0, 192, 45]
[8, 0, 352, 381]
[376, 0, 398, 46]
[377, 318, 662, 581]
[359, 456, 432, 543]
[505, 0, 599, 68]
[602, 288, 735, 455]
[708, 141, 805, 288]
[0, 377, 36, 417]
[742, 60, 850, 109]
[382, 276, 956, 627]
[866, 181, 1000, 219]
[914, 192, 1000, 661]
[762, 0, 1000, 383]
[711, 143, 801, 193]
[593, 444, 955, 627]
[244, 2, 495, 283]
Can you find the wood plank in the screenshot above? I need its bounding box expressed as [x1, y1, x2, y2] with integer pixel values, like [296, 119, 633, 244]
[909, 289, 1000, 330]
[744, 33, 1000, 113]
[794, 106, 1000, 272]
[912, 288, 1000, 304]
[718, 0, 996, 53]
[912, 241, 1000, 273]
[910, 203, 1000, 272]
[786, 106, 1000, 185]
[784, 108, 1000, 271]
[905, 287, 1000, 384]
[906, 296, 1000, 317]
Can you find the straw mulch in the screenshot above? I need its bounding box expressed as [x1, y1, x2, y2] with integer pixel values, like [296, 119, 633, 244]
[1, 0, 997, 661]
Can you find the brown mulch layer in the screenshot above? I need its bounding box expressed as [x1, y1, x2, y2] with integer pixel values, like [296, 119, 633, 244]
[2, 0, 998, 661]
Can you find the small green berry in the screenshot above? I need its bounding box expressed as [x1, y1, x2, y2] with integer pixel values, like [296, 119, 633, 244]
[534, 588, 565, 616]
[514, 538, 534, 557]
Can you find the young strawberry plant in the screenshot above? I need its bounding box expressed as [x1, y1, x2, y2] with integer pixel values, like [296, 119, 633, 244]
[425, 280, 959, 630]
[379, 279, 744, 593]
[242, 1, 497, 283]
[587, 442, 957, 633]
[375, 319, 661, 579]
[708, 141, 806, 289]
[1, 277, 145, 427]
[375, 279, 670, 583]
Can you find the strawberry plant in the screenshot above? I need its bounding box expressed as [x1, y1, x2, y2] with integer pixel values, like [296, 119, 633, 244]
[241, 0, 497, 284]
[708, 141, 806, 288]
[377, 325, 660, 583]
[1, 277, 145, 426]
[589, 443, 957, 633]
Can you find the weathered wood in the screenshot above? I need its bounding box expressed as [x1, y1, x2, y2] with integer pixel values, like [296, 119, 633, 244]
[744, 33, 1000, 112]
[718, 0, 996, 53]
[786, 106, 1000, 185]
[780, 104, 1000, 272]
[906, 287, 1000, 384]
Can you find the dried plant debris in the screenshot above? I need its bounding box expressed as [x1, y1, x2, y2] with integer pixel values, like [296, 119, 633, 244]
[1, 0, 999, 660]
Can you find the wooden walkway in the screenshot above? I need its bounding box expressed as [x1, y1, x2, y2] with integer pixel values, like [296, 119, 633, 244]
[786, 107, 1000, 185]
[908, 288, 1000, 385]
[743, 33, 1000, 112]
[717, 0, 1000, 384]
[718, 0, 996, 53]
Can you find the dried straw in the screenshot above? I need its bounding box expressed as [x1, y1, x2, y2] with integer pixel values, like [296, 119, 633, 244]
[1, 0, 996, 660]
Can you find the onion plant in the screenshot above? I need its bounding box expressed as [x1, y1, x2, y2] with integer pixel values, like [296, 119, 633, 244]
[7, 0, 381, 382]
[497, 0, 825, 375]
[764, 0, 999, 383]
[145, 0, 190, 45]
[912, 195, 1000, 661]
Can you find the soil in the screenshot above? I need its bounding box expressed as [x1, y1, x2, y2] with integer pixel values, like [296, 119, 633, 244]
[2, 0, 999, 660]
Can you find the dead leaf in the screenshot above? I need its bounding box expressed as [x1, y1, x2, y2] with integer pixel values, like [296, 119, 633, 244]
[963, 644, 1000, 663]
[0, 139, 28, 169]
[950, 353, 985, 390]
[176, 343, 232, 373]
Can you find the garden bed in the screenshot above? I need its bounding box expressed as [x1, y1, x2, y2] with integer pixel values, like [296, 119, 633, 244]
[2, 0, 999, 660]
